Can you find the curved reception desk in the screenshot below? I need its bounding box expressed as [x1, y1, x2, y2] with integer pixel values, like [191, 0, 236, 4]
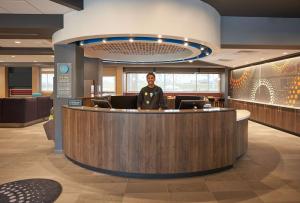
[62, 106, 250, 178]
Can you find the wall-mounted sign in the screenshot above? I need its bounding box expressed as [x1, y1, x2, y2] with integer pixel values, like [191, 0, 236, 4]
[59, 64, 70, 74]
[68, 99, 82, 107]
[57, 63, 72, 98]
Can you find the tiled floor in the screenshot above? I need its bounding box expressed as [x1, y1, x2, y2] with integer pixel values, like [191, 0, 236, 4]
[0, 121, 299, 202]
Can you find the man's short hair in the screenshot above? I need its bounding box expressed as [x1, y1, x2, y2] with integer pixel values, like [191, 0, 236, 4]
[146, 72, 156, 78]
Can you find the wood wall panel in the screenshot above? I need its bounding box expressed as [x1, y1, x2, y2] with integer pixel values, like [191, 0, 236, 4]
[32, 66, 40, 93]
[229, 99, 299, 135]
[63, 107, 238, 175]
[0, 66, 8, 98]
[296, 110, 300, 134]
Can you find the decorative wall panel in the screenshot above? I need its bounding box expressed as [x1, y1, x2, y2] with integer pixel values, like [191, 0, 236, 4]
[230, 56, 300, 107]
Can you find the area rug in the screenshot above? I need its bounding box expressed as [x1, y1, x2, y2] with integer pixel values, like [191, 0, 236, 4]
[0, 178, 62, 203]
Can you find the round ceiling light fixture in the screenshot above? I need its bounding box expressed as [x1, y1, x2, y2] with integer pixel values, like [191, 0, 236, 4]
[77, 36, 212, 64]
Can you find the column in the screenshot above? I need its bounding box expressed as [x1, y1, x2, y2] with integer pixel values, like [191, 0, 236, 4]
[53, 44, 84, 152]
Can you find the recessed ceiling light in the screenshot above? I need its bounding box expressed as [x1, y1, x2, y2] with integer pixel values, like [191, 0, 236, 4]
[14, 41, 21, 44]
[205, 52, 209, 56]
[184, 42, 188, 46]
[79, 41, 84, 46]
[102, 39, 107, 43]
[157, 39, 162, 43]
[11, 55, 15, 58]
[184, 37, 188, 41]
[129, 38, 134, 43]
[200, 47, 204, 51]
[188, 60, 193, 63]
[158, 34, 162, 38]
[283, 52, 288, 55]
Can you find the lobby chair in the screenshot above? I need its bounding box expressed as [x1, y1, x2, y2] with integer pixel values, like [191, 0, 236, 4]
[208, 97, 215, 107]
[217, 98, 225, 107]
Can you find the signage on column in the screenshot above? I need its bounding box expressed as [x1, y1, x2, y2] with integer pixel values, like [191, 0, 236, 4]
[57, 63, 72, 98]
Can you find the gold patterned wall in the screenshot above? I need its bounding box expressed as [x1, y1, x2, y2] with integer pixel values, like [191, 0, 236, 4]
[230, 56, 300, 107]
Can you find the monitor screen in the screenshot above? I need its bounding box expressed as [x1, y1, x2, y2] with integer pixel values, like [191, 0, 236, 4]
[179, 100, 207, 109]
[175, 96, 204, 109]
[91, 99, 112, 108]
[110, 96, 137, 109]
[8, 67, 32, 88]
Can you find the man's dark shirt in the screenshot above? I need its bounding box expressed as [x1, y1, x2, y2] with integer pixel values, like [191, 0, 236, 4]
[137, 85, 165, 109]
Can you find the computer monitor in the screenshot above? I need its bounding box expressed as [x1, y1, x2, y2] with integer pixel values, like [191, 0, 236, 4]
[175, 96, 204, 109]
[91, 99, 112, 108]
[179, 100, 207, 109]
[110, 96, 137, 109]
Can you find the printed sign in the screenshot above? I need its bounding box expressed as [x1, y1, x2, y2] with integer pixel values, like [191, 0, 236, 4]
[57, 63, 72, 98]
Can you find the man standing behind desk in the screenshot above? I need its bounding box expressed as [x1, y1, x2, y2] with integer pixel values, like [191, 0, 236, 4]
[137, 72, 166, 110]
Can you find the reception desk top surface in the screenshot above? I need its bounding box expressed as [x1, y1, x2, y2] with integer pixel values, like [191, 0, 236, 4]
[63, 106, 250, 121]
[229, 98, 300, 110]
[64, 106, 233, 114]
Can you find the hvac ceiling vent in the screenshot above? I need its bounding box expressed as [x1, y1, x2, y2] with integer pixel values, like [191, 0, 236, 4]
[218, 59, 232, 62]
[236, 50, 258, 54]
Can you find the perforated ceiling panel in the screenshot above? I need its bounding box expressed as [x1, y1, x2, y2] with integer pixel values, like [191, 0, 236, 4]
[80, 37, 212, 64]
[88, 42, 191, 56]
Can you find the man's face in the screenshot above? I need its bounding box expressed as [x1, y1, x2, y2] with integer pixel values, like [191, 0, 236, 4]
[147, 75, 155, 86]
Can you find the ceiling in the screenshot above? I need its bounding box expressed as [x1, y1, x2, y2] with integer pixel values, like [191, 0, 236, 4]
[202, 49, 300, 68]
[0, 39, 52, 47]
[0, 0, 299, 68]
[0, 0, 73, 14]
[1, 38, 299, 68]
[202, 0, 300, 18]
[0, 55, 53, 63]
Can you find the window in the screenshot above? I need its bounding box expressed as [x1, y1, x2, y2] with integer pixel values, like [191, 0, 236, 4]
[102, 76, 116, 94]
[125, 73, 147, 92]
[125, 72, 220, 93]
[41, 73, 54, 91]
[197, 74, 220, 92]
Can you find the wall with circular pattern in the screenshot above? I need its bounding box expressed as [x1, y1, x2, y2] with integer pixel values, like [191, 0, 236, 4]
[230, 56, 300, 107]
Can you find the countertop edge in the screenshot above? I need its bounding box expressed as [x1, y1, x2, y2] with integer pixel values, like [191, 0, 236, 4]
[229, 98, 300, 110]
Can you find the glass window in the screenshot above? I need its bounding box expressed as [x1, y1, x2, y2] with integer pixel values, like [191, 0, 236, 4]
[41, 73, 54, 91]
[197, 74, 209, 91]
[103, 76, 116, 93]
[173, 73, 196, 92]
[196, 74, 220, 92]
[208, 74, 220, 92]
[126, 73, 147, 92]
[125, 72, 220, 93]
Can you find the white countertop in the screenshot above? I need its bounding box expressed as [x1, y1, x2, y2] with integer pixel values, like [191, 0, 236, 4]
[236, 110, 251, 121]
[229, 98, 300, 110]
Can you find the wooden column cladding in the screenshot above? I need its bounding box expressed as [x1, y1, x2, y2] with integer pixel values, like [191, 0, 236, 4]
[63, 107, 237, 175]
[235, 119, 248, 158]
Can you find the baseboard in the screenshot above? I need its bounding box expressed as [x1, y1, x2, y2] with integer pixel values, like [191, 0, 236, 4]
[0, 117, 49, 128]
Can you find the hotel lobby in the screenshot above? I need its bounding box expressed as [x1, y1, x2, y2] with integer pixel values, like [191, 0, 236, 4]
[0, 0, 300, 202]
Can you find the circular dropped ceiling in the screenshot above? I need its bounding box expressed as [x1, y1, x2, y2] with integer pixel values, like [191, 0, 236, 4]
[53, 0, 220, 63]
